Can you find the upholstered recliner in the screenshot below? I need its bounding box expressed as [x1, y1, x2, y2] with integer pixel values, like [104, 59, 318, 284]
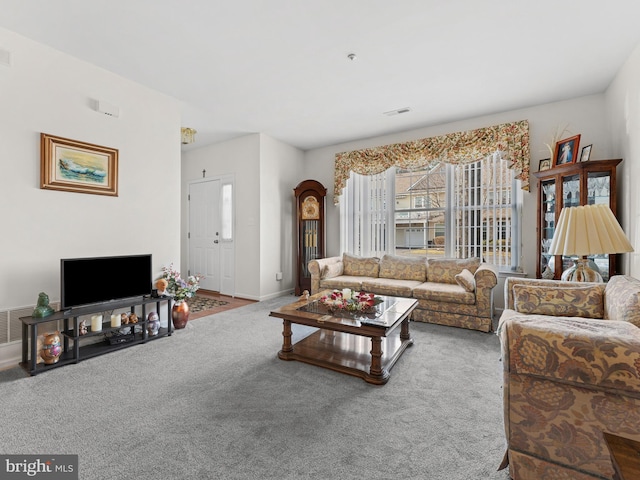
[498, 275, 640, 479]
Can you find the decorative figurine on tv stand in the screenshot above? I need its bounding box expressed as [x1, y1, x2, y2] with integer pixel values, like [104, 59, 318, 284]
[40, 332, 62, 364]
[155, 278, 169, 297]
[32, 292, 54, 318]
[147, 311, 160, 336]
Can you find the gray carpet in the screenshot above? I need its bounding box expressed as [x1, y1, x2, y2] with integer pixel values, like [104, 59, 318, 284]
[0, 295, 510, 480]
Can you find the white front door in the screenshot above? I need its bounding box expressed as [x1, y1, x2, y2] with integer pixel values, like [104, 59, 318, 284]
[189, 180, 221, 292]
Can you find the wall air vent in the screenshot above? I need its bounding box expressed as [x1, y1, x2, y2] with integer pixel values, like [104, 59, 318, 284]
[383, 107, 411, 116]
[0, 48, 11, 67]
[95, 100, 120, 118]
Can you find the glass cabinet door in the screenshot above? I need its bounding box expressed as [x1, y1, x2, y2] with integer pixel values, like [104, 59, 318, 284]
[562, 174, 580, 208]
[587, 171, 613, 280]
[587, 171, 611, 205]
[540, 179, 556, 278]
[560, 174, 581, 275]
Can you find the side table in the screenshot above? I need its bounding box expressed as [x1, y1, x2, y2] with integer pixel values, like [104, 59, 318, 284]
[603, 432, 640, 480]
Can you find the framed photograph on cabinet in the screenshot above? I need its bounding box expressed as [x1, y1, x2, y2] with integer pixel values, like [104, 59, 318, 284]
[579, 144, 592, 162]
[538, 158, 552, 171]
[40, 133, 119, 196]
[553, 134, 580, 167]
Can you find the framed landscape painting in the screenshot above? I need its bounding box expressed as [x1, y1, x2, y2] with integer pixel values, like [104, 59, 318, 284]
[40, 133, 118, 196]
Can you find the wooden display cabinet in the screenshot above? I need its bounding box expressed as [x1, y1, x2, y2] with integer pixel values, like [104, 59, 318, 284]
[533, 158, 622, 280]
[294, 180, 326, 295]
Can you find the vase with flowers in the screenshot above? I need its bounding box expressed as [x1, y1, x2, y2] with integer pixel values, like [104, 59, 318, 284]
[319, 289, 384, 316]
[161, 264, 201, 329]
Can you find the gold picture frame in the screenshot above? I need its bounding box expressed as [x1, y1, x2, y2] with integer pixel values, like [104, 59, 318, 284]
[40, 133, 118, 196]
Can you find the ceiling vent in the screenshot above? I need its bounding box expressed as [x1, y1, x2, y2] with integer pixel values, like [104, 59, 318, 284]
[383, 107, 411, 116]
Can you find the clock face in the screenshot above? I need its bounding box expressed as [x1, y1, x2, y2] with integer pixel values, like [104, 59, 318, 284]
[301, 196, 320, 220]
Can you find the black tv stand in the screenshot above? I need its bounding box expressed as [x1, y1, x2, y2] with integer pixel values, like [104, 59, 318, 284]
[19, 296, 173, 375]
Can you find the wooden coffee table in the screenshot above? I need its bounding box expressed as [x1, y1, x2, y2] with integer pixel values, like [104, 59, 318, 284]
[269, 291, 417, 385]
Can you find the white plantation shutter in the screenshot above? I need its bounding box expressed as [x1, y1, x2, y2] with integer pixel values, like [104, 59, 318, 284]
[340, 154, 520, 271]
[340, 168, 394, 257]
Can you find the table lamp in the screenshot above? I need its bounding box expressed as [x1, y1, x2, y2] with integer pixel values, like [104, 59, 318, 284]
[548, 203, 634, 282]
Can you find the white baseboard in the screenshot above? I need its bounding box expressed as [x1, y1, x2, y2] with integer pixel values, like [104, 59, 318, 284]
[259, 289, 295, 301]
[0, 342, 21, 371]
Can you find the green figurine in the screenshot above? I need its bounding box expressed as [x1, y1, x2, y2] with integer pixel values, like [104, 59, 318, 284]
[32, 292, 55, 318]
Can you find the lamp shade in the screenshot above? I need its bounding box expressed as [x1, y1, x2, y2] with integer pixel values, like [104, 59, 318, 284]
[548, 203, 634, 256]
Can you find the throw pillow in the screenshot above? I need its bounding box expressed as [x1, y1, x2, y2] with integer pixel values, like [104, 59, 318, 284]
[378, 254, 427, 281]
[455, 269, 476, 292]
[427, 257, 481, 284]
[513, 284, 605, 319]
[604, 275, 640, 327]
[321, 262, 343, 279]
[343, 253, 380, 277]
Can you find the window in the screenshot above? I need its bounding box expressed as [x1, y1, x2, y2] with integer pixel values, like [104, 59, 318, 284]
[340, 153, 521, 271]
[221, 183, 233, 241]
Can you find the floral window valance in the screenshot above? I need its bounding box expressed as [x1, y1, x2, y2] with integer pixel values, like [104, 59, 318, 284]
[333, 120, 530, 204]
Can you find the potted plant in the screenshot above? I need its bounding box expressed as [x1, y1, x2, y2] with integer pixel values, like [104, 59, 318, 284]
[161, 264, 201, 329]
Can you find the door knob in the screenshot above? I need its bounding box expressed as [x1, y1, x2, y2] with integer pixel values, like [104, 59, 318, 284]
[214, 240, 219, 244]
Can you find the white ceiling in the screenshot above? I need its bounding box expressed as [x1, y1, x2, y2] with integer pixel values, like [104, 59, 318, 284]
[2, 0, 640, 152]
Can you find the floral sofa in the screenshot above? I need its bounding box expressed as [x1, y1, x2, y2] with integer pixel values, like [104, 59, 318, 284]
[498, 275, 640, 480]
[308, 253, 498, 332]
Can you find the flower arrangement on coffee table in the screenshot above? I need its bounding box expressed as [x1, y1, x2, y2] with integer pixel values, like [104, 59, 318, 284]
[319, 289, 383, 314]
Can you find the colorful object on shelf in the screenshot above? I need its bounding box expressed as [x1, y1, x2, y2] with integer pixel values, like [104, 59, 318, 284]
[319, 290, 383, 314]
[40, 332, 62, 364]
[155, 278, 169, 296]
[32, 292, 54, 318]
[147, 312, 160, 336]
[79, 320, 88, 335]
[172, 301, 190, 329]
[120, 313, 139, 325]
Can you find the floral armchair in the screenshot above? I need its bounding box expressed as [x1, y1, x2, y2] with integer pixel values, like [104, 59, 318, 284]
[498, 275, 640, 479]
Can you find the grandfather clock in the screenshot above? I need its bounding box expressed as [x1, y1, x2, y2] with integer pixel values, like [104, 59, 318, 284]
[294, 180, 326, 295]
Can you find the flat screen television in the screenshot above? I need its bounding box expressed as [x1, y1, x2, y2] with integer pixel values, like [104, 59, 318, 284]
[61, 254, 152, 310]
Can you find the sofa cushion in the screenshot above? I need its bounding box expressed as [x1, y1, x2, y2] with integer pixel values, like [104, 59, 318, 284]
[343, 253, 380, 277]
[512, 284, 605, 319]
[378, 254, 427, 282]
[321, 262, 343, 279]
[361, 278, 423, 297]
[455, 269, 476, 292]
[412, 282, 476, 305]
[604, 275, 640, 327]
[427, 257, 481, 284]
[320, 275, 366, 292]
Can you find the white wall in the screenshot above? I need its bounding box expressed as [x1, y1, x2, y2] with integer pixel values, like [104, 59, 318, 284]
[0, 28, 182, 312]
[303, 94, 613, 285]
[181, 133, 303, 300]
[259, 134, 304, 299]
[606, 42, 640, 277]
[181, 134, 261, 299]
